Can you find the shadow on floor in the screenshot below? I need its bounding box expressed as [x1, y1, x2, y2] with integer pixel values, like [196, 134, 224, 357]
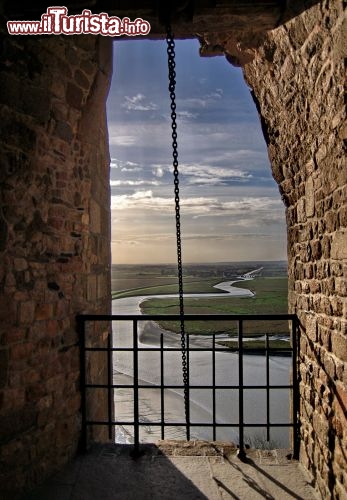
[19, 442, 318, 500]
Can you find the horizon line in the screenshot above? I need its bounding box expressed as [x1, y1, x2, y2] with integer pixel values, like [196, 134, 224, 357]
[112, 259, 288, 266]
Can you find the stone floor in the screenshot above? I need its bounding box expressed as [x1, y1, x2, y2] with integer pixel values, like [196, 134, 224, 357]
[23, 441, 320, 500]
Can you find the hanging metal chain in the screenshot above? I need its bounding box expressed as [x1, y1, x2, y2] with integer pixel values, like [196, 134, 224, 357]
[166, 24, 190, 439]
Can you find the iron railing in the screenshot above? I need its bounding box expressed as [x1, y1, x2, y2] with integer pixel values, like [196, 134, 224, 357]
[77, 314, 299, 459]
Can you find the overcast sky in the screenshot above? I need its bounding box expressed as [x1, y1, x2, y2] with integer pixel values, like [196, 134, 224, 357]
[107, 39, 286, 265]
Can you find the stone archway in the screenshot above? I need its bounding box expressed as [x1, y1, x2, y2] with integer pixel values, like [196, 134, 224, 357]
[0, 1, 346, 497]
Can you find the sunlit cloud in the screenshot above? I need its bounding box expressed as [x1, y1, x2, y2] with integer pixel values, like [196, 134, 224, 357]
[107, 39, 287, 263]
[111, 190, 172, 211]
[180, 164, 252, 185]
[122, 93, 158, 111]
[109, 135, 136, 146]
[108, 122, 170, 152]
[177, 110, 198, 120]
[110, 158, 142, 172]
[110, 180, 161, 187]
[111, 190, 283, 219]
[121, 166, 142, 172]
[152, 166, 165, 178]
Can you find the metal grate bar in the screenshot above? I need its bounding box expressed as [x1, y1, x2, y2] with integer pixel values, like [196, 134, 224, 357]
[160, 333, 165, 440]
[133, 319, 139, 455]
[85, 384, 293, 390]
[212, 334, 216, 441]
[238, 319, 245, 458]
[84, 421, 296, 428]
[266, 333, 270, 442]
[78, 313, 299, 458]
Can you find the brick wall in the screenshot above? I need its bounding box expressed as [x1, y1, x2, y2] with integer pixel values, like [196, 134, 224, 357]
[0, 32, 113, 494]
[242, 2, 346, 497]
[0, 1, 346, 497]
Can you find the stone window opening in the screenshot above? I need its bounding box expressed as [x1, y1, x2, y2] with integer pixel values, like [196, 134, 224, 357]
[107, 37, 287, 267]
[106, 36, 293, 451]
[0, 2, 345, 498]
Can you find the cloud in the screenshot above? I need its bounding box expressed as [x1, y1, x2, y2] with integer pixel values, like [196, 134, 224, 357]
[111, 190, 171, 211]
[107, 40, 286, 263]
[112, 239, 140, 246]
[177, 110, 198, 120]
[121, 166, 142, 172]
[110, 158, 142, 171]
[182, 233, 281, 241]
[207, 89, 223, 99]
[190, 197, 283, 218]
[111, 190, 203, 212]
[178, 88, 224, 109]
[109, 135, 136, 146]
[108, 122, 170, 154]
[111, 190, 282, 219]
[110, 180, 160, 187]
[112, 233, 175, 243]
[180, 164, 252, 185]
[122, 93, 158, 112]
[152, 166, 165, 178]
[111, 231, 281, 245]
[179, 97, 209, 108]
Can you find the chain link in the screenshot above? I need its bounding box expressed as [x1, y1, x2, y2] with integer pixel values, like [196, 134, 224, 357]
[166, 24, 190, 438]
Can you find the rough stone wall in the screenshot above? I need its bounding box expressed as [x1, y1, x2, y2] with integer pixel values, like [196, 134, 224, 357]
[0, 1, 346, 497]
[0, 32, 113, 493]
[242, 2, 346, 498]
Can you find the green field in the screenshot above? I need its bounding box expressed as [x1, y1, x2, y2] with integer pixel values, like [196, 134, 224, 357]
[111, 264, 289, 351]
[111, 262, 287, 299]
[139, 277, 289, 350]
[112, 272, 226, 299]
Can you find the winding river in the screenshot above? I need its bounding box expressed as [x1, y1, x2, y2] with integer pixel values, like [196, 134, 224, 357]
[112, 278, 292, 447]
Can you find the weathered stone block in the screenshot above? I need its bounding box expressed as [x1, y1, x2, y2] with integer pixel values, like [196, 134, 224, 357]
[310, 239, 322, 260]
[19, 301, 35, 324]
[13, 258, 28, 272]
[97, 273, 108, 300]
[326, 211, 338, 233]
[54, 121, 73, 143]
[10, 342, 34, 361]
[338, 205, 347, 227]
[309, 279, 320, 294]
[87, 275, 97, 302]
[74, 69, 90, 90]
[80, 59, 95, 76]
[331, 333, 347, 362]
[2, 388, 26, 413]
[46, 320, 59, 338]
[0, 349, 8, 389]
[35, 303, 54, 321]
[331, 231, 347, 259]
[335, 277, 347, 297]
[296, 198, 306, 222]
[321, 235, 331, 258]
[89, 199, 101, 233]
[66, 82, 83, 109]
[305, 176, 315, 217]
